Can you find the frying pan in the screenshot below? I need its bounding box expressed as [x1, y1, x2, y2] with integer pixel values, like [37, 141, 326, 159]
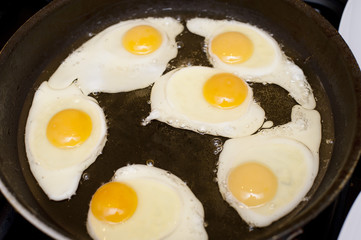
[0, 0, 360, 239]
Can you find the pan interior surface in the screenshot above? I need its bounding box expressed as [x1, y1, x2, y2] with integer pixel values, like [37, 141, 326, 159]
[1, 0, 359, 239]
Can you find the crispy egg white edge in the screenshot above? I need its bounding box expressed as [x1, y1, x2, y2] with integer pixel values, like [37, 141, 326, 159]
[86, 164, 208, 240]
[144, 66, 265, 138]
[25, 81, 107, 201]
[48, 17, 184, 95]
[249, 56, 316, 110]
[217, 105, 321, 227]
[186, 18, 316, 110]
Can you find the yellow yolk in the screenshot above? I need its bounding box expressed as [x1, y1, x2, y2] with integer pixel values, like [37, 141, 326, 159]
[203, 73, 248, 109]
[228, 162, 278, 207]
[46, 109, 92, 148]
[211, 31, 254, 64]
[122, 25, 162, 55]
[90, 182, 138, 223]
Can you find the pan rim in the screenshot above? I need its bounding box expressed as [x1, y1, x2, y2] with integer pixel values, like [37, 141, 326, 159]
[0, 0, 74, 239]
[267, 1, 361, 238]
[0, 180, 69, 240]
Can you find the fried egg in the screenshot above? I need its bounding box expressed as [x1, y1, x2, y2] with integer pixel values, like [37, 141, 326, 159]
[187, 18, 316, 109]
[48, 17, 184, 95]
[217, 105, 321, 227]
[25, 81, 107, 201]
[86, 164, 207, 240]
[144, 66, 265, 138]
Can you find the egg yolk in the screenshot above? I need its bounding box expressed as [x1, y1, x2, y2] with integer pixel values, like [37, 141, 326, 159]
[46, 109, 92, 148]
[203, 73, 248, 109]
[122, 25, 162, 55]
[91, 182, 138, 223]
[211, 31, 254, 64]
[228, 162, 278, 207]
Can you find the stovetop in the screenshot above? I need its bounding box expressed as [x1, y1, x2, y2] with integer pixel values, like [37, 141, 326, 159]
[0, 0, 359, 239]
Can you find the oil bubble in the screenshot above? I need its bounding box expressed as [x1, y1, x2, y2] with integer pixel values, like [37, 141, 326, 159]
[146, 159, 155, 166]
[177, 41, 184, 49]
[212, 138, 223, 147]
[82, 172, 90, 181]
[212, 138, 223, 155]
[325, 139, 334, 144]
[213, 146, 223, 155]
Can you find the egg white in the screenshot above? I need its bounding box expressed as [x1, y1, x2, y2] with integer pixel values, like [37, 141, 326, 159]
[144, 66, 265, 138]
[48, 17, 184, 95]
[25, 81, 107, 201]
[186, 18, 316, 109]
[87, 164, 207, 240]
[217, 105, 321, 227]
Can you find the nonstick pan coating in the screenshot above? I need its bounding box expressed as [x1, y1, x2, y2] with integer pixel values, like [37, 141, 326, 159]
[0, 0, 360, 239]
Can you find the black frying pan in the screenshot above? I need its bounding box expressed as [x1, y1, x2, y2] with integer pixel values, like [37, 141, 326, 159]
[0, 0, 360, 239]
